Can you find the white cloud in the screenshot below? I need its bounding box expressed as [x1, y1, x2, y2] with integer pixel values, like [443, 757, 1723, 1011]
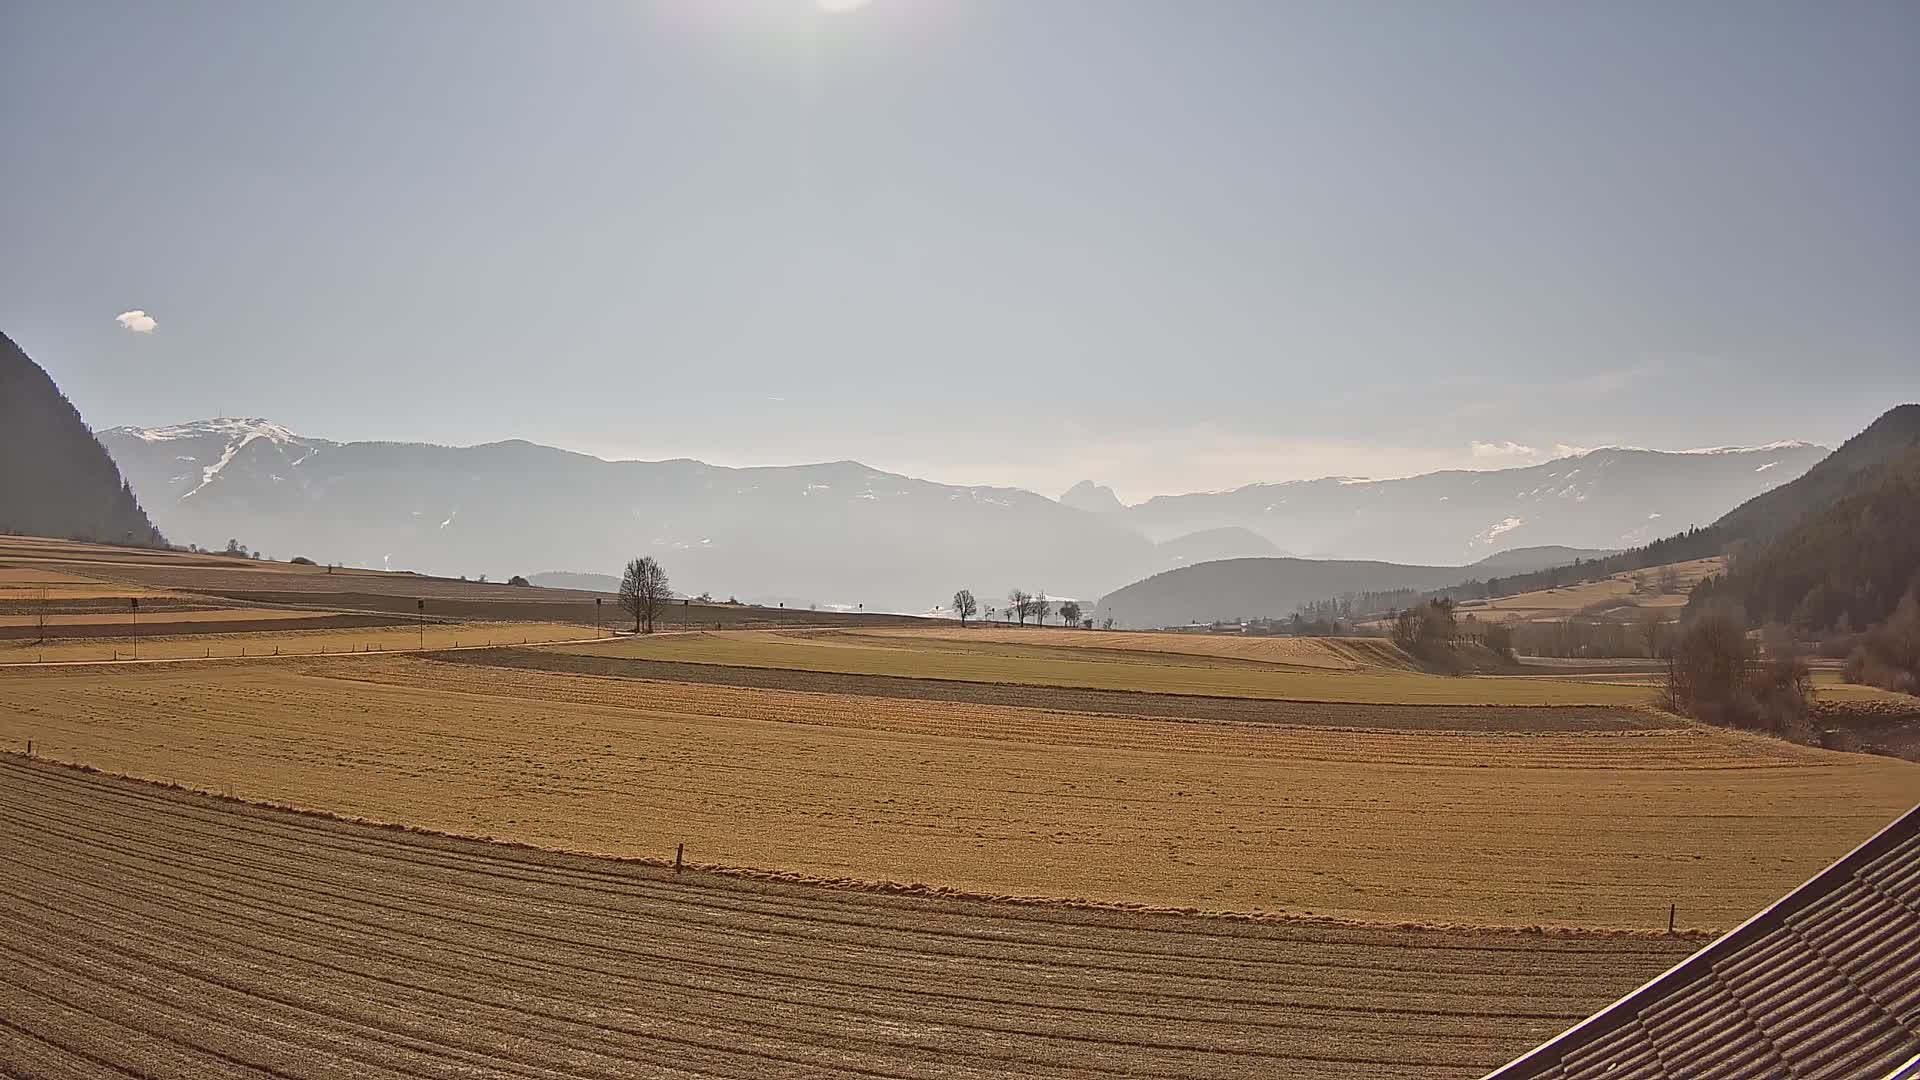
[1469, 440, 1539, 461]
[114, 310, 156, 334]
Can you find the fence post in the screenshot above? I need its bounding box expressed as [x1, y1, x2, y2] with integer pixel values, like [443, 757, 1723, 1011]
[1668, 904, 1676, 934]
[675, 843, 684, 874]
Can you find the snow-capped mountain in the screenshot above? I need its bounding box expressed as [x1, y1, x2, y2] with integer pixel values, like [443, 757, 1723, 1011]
[110, 418, 336, 503]
[100, 420, 1155, 608]
[99, 419, 1828, 610]
[1114, 443, 1829, 565]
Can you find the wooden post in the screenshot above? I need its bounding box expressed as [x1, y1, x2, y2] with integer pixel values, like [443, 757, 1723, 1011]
[1668, 904, 1676, 934]
[25, 740, 31, 757]
[675, 843, 684, 874]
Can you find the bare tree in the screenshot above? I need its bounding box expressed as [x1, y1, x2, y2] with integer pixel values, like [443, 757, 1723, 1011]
[952, 589, 978, 627]
[1661, 612, 1750, 723]
[1637, 608, 1666, 658]
[1008, 589, 1031, 627]
[1058, 600, 1083, 627]
[1031, 595, 1053, 626]
[33, 587, 49, 644]
[619, 556, 671, 633]
[1657, 564, 1682, 594]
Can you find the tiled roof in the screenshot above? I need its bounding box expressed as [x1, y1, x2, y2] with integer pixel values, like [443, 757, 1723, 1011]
[1487, 803, 1920, 1080]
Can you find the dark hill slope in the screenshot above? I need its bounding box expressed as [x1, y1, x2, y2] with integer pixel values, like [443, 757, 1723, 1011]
[0, 332, 163, 546]
[1713, 403, 1920, 544]
[1097, 557, 1474, 628]
[1689, 446, 1920, 631]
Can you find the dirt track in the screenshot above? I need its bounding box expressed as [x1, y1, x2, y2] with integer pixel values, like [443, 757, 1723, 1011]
[447, 648, 1669, 732]
[0, 756, 1696, 1079]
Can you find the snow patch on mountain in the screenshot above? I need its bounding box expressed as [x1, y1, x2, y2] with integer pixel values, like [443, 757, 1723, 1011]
[182, 432, 270, 499]
[1474, 516, 1525, 547]
[114, 418, 305, 445]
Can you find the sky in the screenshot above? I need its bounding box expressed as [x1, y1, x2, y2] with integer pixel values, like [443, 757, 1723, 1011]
[3, 0, 1916, 501]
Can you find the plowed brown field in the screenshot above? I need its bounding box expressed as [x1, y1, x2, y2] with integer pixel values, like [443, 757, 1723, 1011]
[4, 656, 1913, 928]
[0, 755, 1699, 1079]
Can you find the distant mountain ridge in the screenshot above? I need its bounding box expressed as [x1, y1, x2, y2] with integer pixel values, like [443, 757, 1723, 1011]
[0, 333, 163, 547]
[1112, 442, 1827, 564]
[1096, 544, 1619, 629]
[1059, 480, 1125, 513]
[101, 416, 1825, 611]
[101, 419, 1155, 609]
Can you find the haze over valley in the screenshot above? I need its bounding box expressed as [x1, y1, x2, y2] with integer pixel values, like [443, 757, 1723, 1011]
[4, 3, 1918, 1078]
[100, 414, 1826, 616]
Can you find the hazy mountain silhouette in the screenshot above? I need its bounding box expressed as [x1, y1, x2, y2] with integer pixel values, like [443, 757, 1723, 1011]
[1154, 526, 1283, 567]
[102, 422, 1154, 609]
[1467, 545, 1617, 575]
[1059, 480, 1125, 513]
[1097, 407, 1914, 629]
[1097, 557, 1479, 628]
[0, 332, 163, 547]
[1116, 444, 1827, 563]
[103, 417, 1828, 612]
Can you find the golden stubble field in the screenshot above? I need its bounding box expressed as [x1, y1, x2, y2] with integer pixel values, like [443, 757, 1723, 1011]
[552, 629, 1656, 705]
[4, 654, 1913, 929]
[0, 620, 592, 662]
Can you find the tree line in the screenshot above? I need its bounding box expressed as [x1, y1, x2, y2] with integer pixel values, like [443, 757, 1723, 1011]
[950, 588, 1088, 628]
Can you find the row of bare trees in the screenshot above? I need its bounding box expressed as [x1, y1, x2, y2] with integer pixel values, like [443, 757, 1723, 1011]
[949, 588, 1084, 628]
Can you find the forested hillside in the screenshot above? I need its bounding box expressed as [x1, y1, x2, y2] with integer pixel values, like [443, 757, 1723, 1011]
[1688, 448, 1920, 633]
[0, 332, 164, 546]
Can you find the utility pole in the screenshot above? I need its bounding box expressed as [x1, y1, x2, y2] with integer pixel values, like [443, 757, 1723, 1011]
[130, 596, 139, 659]
[595, 597, 602, 637]
[417, 598, 425, 649]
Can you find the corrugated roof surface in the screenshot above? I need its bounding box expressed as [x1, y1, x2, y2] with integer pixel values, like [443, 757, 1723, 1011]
[1488, 803, 1920, 1080]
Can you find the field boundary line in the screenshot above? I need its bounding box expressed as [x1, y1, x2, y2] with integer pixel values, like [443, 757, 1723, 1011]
[491, 645, 1666, 713]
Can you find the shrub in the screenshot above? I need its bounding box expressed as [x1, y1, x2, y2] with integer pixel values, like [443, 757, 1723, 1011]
[508, 575, 530, 587]
[1844, 592, 1920, 695]
[1483, 622, 1515, 660]
[289, 556, 316, 566]
[1662, 612, 1816, 741]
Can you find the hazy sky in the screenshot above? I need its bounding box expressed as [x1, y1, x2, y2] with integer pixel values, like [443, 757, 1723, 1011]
[4, 1, 1915, 500]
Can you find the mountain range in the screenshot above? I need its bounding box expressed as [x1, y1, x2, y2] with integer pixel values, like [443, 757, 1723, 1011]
[1107, 404, 1919, 630]
[97, 415, 1825, 613]
[1095, 442, 1827, 562]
